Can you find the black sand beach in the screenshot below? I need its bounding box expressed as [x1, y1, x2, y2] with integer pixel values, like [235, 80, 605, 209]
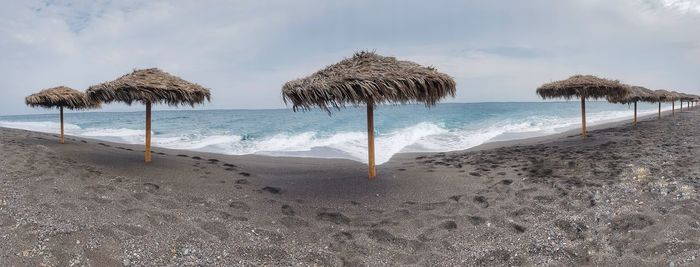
[1, 109, 699, 266]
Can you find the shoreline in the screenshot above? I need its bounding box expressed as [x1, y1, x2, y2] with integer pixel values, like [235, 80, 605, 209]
[0, 107, 679, 166]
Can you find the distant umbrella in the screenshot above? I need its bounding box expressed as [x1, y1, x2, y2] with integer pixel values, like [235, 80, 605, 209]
[282, 51, 456, 178]
[87, 68, 211, 163]
[671, 91, 685, 114]
[536, 75, 629, 139]
[606, 86, 658, 126]
[654, 90, 680, 118]
[691, 95, 699, 109]
[25, 86, 100, 144]
[678, 93, 694, 112]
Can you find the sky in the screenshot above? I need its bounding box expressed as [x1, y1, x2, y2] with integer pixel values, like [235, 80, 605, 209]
[1, 0, 699, 115]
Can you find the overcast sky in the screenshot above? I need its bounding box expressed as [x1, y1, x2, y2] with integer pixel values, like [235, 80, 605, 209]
[1, 0, 699, 115]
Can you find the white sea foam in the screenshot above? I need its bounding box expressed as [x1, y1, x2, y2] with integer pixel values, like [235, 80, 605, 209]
[0, 121, 81, 134]
[0, 105, 674, 164]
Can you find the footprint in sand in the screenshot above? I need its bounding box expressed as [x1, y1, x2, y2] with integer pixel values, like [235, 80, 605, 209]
[316, 211, 351, 225]
[473, 195, 489, 208]
[280, 216, 310, 228]
[367, 229, 425, 254]
[467, 215, 486, 225]
[418, 220, 458, 241]
[198, 221, 230, 240]
[510, 222, 527, 233]
[448, 195, 465, 202]
[610, 214, 654, 232]
[143, 183, 160, 193]
[281, 205, 295, 216]
[228, 201, 251, 212]
[440, 220, 458, 230]
[476, 249, 514, 265]
[261, 186, 282, 194]
[554, 219, 588, 241]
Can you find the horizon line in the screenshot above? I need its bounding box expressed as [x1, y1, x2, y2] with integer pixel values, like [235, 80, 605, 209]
[0, 100, 671, 117]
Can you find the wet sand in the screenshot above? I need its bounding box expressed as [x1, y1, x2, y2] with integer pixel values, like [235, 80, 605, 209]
[1, 109, 699, 266]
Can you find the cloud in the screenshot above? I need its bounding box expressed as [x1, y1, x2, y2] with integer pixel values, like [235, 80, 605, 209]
[0, 0, 698, 115]
[659, 0, 700, 13]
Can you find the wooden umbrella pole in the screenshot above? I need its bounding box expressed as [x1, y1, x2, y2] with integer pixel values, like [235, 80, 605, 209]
[672, 101, 675, 116]
[367, 103, 376, 179]
[60, 106, 65, 144]
[658, 102, 661, 120]
[633, 101, 637, 126]
[680, 100, 683, 112]
[145, 102, 152, 163]
[580, 97, 586, 139]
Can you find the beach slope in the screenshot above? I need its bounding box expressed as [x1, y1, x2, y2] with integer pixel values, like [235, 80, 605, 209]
[1, 110, 699, 266]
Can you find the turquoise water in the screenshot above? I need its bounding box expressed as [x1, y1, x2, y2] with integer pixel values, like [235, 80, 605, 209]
[0, 102, 673, 164]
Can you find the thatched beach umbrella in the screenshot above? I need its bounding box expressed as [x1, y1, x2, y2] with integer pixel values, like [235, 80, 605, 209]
[670, 91, 682, 115]
[536, 75, 629, 139]
[25, 86, 100, 144]
[282, 51, 456, 179]
[679, 93, 687, 112]
[87, 68, 211, 163]
[606, 85, 658, 126]
[679, 93, 694, 111]
[654, 89, 678, 118]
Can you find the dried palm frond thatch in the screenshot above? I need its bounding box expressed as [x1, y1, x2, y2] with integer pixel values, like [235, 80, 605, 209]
[654, 90, 679, 102]
[25, 86, 100, 144]
[26, 86, 100, 110]
[86, 68, 211, 163]
[282, 51, 456, 113]
[606, 85, 660, 126]
[606, 86, 659, 104]
[87, 68, 211, 106]
[282, 51, 456, 179]
[536, 75, 629, 100]
[678, 93, 694, 101]
[535, 75, 628, 139]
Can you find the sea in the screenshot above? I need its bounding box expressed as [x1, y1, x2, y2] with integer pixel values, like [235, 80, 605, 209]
[0, 102, 673, 164]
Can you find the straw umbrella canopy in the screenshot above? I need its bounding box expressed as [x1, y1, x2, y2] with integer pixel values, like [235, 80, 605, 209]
[654, 89, 680, 117]
[536, 75, 629, 139]
[25, 86, 100, 144]
[606, 85, 658, 126]
[87, 68, 211, 163]
[282, 51, 456, 179]
[678, 93, 694, 111]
